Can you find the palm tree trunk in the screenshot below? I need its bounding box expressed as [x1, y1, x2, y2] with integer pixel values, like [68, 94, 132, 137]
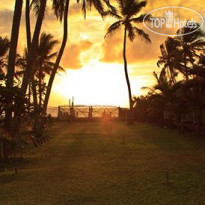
[123, 27, 133, 123]
[21, 0, 47, 105]
[39, 66, 42, 107]
[184, 53, 189, 81]
[25, 0, 31, 50]
[31, 77, 38, 106]
[25, 0, 37, 110]
[28, 81, 31, 110]
[5, 0, 23, 131]
[43, 0, 70, 114]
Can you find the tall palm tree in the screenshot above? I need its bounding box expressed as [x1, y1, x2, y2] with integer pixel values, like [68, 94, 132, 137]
[43, 0, 112, 113]
[43, 0, 70, 113]
[105, 0, 151, 122]
[22, 0, 67, 111]
[5, 0, 23, 131]
[25, 0, 32, 50]
[21, 0, 47, 105]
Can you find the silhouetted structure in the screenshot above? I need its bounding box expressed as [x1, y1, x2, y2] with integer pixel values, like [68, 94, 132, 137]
[57, 105, 126, 121]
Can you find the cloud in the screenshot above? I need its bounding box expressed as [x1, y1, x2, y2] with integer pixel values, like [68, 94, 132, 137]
[101, 25, 167, 65]
[0, 9, 13, 35]
[61, 40, 93, 69]
[101, 0, 205, 64]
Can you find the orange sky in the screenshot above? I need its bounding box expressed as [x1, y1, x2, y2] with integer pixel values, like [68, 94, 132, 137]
[0, 0, 205, 107]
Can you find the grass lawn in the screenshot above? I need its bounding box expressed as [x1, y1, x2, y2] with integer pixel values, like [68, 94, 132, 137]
[1, 121, 205, 205]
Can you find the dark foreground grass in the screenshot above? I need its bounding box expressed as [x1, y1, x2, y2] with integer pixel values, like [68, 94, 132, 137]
[1, 121, 205, 205]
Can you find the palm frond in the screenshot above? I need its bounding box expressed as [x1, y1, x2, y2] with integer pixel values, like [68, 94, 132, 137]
[190, 40, 205, 49]
[0, 36, 10, 58]
[52, 0, 66, 21]
[104, 0, 117, 13]
[38, 33, 59, 57]
[79, 0, 105, 18]
[130, 13, 152, 23]
[126, 23, 135, 42]
[103, 10, 122, 20]
[134, 26, 151, 43]
[48, 52, 58, 59]
[30, 0, 40, 15]
[104, 20, 122, 38]
[122, 0, 147, 18]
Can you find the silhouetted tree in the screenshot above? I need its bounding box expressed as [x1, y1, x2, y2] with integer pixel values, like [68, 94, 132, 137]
[105, 0, 151, 123]
[5, 0, 23, 131]
[0, 37, 10, 73]
[36, 33, 60, 107]
[43, 0, 70, 113]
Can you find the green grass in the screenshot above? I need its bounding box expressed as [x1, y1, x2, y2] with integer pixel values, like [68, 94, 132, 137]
[1, 121, 205, 205]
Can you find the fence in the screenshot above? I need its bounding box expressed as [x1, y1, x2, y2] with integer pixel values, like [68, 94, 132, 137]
[57, 105, 127, 121]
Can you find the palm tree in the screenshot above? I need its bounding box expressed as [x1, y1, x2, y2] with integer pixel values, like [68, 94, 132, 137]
[21, 0, 47, 105]
[35, 33, 60, 107]
[22, 0, 67, 111]
[105, 0, 151, 122]
[43, 0, 70, 113]
[5, 0, 23, 131]
[157, 37, 183, 84]
[25, 0, 32, 50]
[0, 37, 10, 121]
[0, 36, 10, 74]
[181, 77, 205, 135]
[77, 0, 107, 18]
[43, 0, 112, 113]
[190, 54, 205, 79]
[158, 24, 205, 83]
[174, 23, 205, 79]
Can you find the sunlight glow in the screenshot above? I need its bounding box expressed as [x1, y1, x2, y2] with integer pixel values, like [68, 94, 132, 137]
[51, 61, 147, 107]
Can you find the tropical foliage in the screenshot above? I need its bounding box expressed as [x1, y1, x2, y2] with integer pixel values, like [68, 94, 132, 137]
[0, 0, 117, 162]
[134, 26, 205, 135]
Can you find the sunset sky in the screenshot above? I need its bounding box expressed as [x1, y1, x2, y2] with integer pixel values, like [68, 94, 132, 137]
[0, 0, 205, 107]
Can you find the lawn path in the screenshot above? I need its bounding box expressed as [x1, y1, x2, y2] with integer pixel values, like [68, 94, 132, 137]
[1, 122, 205, 205]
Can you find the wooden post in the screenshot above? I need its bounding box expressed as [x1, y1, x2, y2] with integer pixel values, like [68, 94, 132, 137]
[72, 96, 74, 108]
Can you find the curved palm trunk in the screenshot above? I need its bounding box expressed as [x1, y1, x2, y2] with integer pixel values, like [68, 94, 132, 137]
[43, 0, 70, 113]
[123, 27, 133, 123]
[25, 0, 32, 110]
[21, 0, 47, 107]
[5, 0, 23, 131]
